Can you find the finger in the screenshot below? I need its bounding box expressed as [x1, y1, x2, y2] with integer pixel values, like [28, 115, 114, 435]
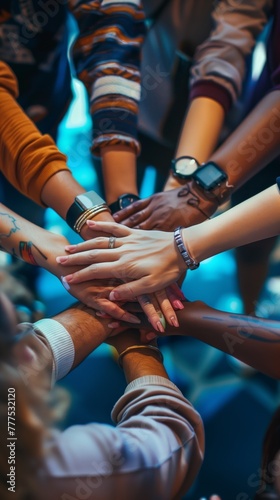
[121, 207, 152, 229]
[113, 198, 150, 222]
[57, 249, 119, 266]
[94, 298, 141, 325]
[140, 330, 158, 343]
[64, 221, 131, 252]
[109, 278, 162, 302]
[65, 236, 120, 254]
[154, 289, 179, 327]
[165, 284, 185, 310]
[61, 263, 122, 285]
[137, 294, 166, 334]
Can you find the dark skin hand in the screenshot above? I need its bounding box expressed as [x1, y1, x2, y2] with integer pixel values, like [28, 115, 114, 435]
[113, 183, 219, 230]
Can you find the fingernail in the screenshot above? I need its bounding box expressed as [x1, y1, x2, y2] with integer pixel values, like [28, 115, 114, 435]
[125, 314, 141, 324]
[145, 332, 157, 341]
[170, 316, 179, 327]
[96, 311, 107, 318]
[63, 274, 73, 283]
[109, 292, 118, 301]
[174, 300, 184, 310]
[86, 220, 96, 226]
[65, 245, 76, 252]
[113, 214, 119, 221]
[156, 321, 165, 333]
[108, 322, 120, 328]
[61, 276, 70, 291]
[56, 256, 68, 263]
[158, 313, 166, 329]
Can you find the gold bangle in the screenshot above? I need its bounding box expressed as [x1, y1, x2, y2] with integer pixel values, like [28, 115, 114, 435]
[74, 205, 111, 233]
[118, 345, 163, 369]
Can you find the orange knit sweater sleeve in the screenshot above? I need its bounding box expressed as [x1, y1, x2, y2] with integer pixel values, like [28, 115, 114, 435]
[0, 61, 70, 206]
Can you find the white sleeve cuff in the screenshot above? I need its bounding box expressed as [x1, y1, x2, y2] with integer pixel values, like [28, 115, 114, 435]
[125, 375, 183, 395]
[33, 318, 75, 382]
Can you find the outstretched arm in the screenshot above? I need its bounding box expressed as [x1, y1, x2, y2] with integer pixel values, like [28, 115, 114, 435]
[55, 181, 280, 297]
[162, 300, 280, 380]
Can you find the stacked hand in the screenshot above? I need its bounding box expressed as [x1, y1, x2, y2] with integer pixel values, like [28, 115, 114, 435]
[56, 220, 188, 302]
[113, 182, 218, 231]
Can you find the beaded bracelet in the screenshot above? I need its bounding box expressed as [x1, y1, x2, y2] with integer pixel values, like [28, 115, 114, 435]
[118, 345, 164, 369]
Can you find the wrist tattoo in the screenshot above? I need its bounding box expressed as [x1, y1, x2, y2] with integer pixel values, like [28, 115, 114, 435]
[19, 241, 47, 266]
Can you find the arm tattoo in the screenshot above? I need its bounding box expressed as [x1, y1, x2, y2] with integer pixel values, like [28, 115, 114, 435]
[0, 212, 20, 238]
[19, 241, 47, 266]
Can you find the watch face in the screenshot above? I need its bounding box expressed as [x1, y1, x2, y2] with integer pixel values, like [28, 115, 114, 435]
[119, 194, 140, 209]
[193, 163, 227, 190]
[172, 156, 199, 178]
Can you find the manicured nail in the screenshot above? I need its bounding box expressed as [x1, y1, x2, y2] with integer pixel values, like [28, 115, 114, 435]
[56, 256, 68, 263]
[124, 314, 141, 324]
[174, 300, 184, 310]
[61, 276, 70, 291]
[145, 332, 157, 341]
[108, 322, 120, 328]
[63, 274, 73, 283]
[156, 321, 165, 333]
[109, 291, 118, 301]
[170, 316, 179, 327]
[96, 311, 108, 318]
[65, 245, 76, 252]
[86, 220, 96, 226]
[158, 313, 166, 329]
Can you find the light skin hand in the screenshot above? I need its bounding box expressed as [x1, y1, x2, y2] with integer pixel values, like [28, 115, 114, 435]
[56, 220, 187, 301]
[112, 185, 216, 231]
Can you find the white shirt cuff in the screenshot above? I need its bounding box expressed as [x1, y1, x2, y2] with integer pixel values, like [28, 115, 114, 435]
[33, 318, 75, 382]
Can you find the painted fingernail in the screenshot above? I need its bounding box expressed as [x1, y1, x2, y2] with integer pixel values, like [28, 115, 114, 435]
[56, 256, 68, 263]
[125, 314, 141, 324]
[170, 316, 179, 327]
[109, 292, 118, 301]
[96, 311, 107, 318]
[156, 321, 165, 333]
[158, 313, 166, 329]
[63, 274, 73, 283]
[174, 300, 184, 310]
[65, 245, 76, 252]
[145, 332, 157, 341]
[108, 322, 120, 328]
[61, 276, 70, 291]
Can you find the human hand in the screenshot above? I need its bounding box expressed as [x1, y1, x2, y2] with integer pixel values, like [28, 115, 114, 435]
[56, 220, 188, 300]
[112, 182, 218, 231]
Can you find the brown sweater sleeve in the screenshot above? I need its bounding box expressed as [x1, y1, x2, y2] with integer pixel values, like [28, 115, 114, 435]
[0, 62, 70, 206]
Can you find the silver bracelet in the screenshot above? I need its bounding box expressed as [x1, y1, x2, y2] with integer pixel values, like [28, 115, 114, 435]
[174, 226, 199, 270]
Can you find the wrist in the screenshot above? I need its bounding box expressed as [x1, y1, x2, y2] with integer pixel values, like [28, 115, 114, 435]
[120, 347, 168, 383]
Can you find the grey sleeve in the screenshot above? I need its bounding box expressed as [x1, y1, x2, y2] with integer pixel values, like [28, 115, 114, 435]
[190, 0, 273, 109]
[40, 377, 204, 500]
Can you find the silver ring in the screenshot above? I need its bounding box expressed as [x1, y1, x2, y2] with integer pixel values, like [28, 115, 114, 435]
[108, 236, 116, 249]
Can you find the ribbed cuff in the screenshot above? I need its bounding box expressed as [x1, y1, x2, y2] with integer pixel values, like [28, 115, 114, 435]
[190, 80, 233, 113]
[125, 375, 182, 395]
[33, 318, 75, 382]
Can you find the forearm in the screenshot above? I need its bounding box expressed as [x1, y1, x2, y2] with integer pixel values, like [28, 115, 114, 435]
[110, 332, 168, 383]
[176, 98, 225, 162]
[166, 301, 280, 379]
[40, 171, 114, 240]
[211, 90, 280, 190]
[165, 98, 225, 190]
[51, 303, 112, 369]
[0, 203, 69, 277]
[183, 184, 280, 262]
[101, 145, 138, 204]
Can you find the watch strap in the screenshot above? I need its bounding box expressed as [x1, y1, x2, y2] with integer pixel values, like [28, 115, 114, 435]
[66, 191, 107, 229]
[109, 193, 140, 214]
